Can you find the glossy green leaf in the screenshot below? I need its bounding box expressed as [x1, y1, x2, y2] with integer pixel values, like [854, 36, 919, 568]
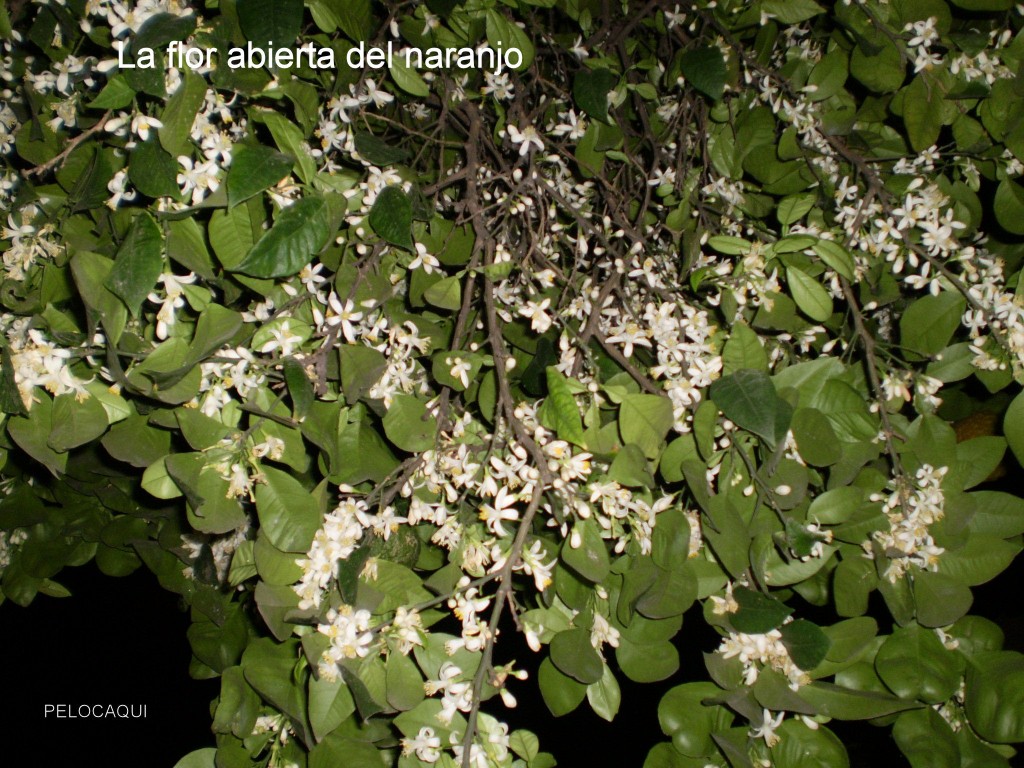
[619, 394, 673, 458]
[236, 0, 302, 47]
[574, 67, 618, 122]
[550, 628, 604, 684]
[731, 587, 794, 634]
[368, 186, 414, 251]
[539, 367, 586, 447]
[561, 518, 610, 583]
[876, 624, 963, 703]
[787, 265, 832, 322]
[538, 657, 587, 716]
[232, 194, 330, 278]
[106, 212, 163, 317]
[679, 47, 727, 101]
[383, 394, 437, 453]
[226, 144, 294, 207]
[254, 465, 322, 553]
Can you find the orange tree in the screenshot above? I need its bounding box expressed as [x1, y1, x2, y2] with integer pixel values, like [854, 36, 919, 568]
[2, 1, 1024, 766]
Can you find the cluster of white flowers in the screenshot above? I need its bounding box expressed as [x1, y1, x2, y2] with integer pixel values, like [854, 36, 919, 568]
[83, 0, 194, 38]
[870, 463, 948, 583]
[316, 605, 376, 679]
[7, 324, 90, 408]
[2, 207, 63, 281]
[402, 726, 443, 763]
[294, 499, 368, 611]
[948, 28, 1014, 84]
[180, 522, 250, 583]
[717, 624, 810, 689]
[424, 661, 474, 725]
[0, 102, 18, 156]
[904, 16, 943, 73]
[0, 528, 28, 571]
[195, 347, 265, 417]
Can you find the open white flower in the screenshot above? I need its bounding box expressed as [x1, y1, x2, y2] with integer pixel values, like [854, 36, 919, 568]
[507, 124, 544, 156]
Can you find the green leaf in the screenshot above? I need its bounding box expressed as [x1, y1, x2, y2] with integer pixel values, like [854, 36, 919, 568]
[208, 206, 252, 268]
[787, 265, 832, 322]
[679, 47, 727, 101]
[762, 0, 825, 23]
[353, 133, 412, 167]
[779, 619, 832, 671]
[797, 681, 920, 720]
[172, 749, 217, 768]
[89, 75, 136, 109]
[383, 394, 437, 453]
[320, 0, 373, 40]
[538, 657, 587, 716]
[616, 638, 679, 682]
[894, 709, 959, 768]
[550, 628, 604, 684]
[965, 650, 1024, 743]
[159, 70, 207, 158]
[994, 179, 1024, 235]
[636, 565, 697, 619]
[900, 292, 966, 359]
[619, 394, 673, 458]
[791, 407, 841, 467]
[48, 394, 108, 452]
[876, 624, 963, 704]
[938, 535, 1021, 586]
[226, 144, 294, 207]
[237, 0, 302, 47]
[8, 395, 67, 475]
[129, 140, 180, 199]
[574, 67, 618, 122]
[722, 323, 768, 375]
[913, 570, 973, 628]
[903, 74, 945, 152]
[258, 110, 316, 182]
[561, 518, 610, 583]
[0, 347, 26, 417]
[339, 345, 388, 404]
[966, 491, 1024, 538]
[709, 369, 785, 445]
[484, 9, 535, 72]
[949, 0, 1013, 14]
[812, 240, 856, 281]
[777, 193, 817, 226]
[283, 358, 314, 420]
[233, 194, 330, 278]
[242, 638, 307, 729]
[850, 29, 905, 93]
[1004, 391, 1024, 467]
[731, 587, 794, 633]
[368, 186, 414, 251]
[390, 58, 431, 97]
[255, 466, 322, 553]
[106, 212, 163, 317]
[658, 682, 732, 758]
[510, 730, 540, 761]
[539, 367, 586, 447]
[587, 665, 621, 721]
[386, 648, 425, 711]
[423, 276, 462, 311]
[308, 674, 356, 743]
[213, 666, 260, 739]
[770, 722, 849, 768]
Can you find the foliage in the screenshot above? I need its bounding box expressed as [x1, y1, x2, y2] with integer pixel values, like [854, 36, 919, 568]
[2, 1, 1024, 767]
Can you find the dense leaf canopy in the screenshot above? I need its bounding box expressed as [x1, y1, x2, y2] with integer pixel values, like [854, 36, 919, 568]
[2, 1, 1024, 767]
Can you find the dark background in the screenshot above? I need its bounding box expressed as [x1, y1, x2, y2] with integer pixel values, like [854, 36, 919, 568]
[2, 549, 1022, 768]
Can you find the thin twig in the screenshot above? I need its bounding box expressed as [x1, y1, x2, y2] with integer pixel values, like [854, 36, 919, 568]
[22, 111, 113, 178]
